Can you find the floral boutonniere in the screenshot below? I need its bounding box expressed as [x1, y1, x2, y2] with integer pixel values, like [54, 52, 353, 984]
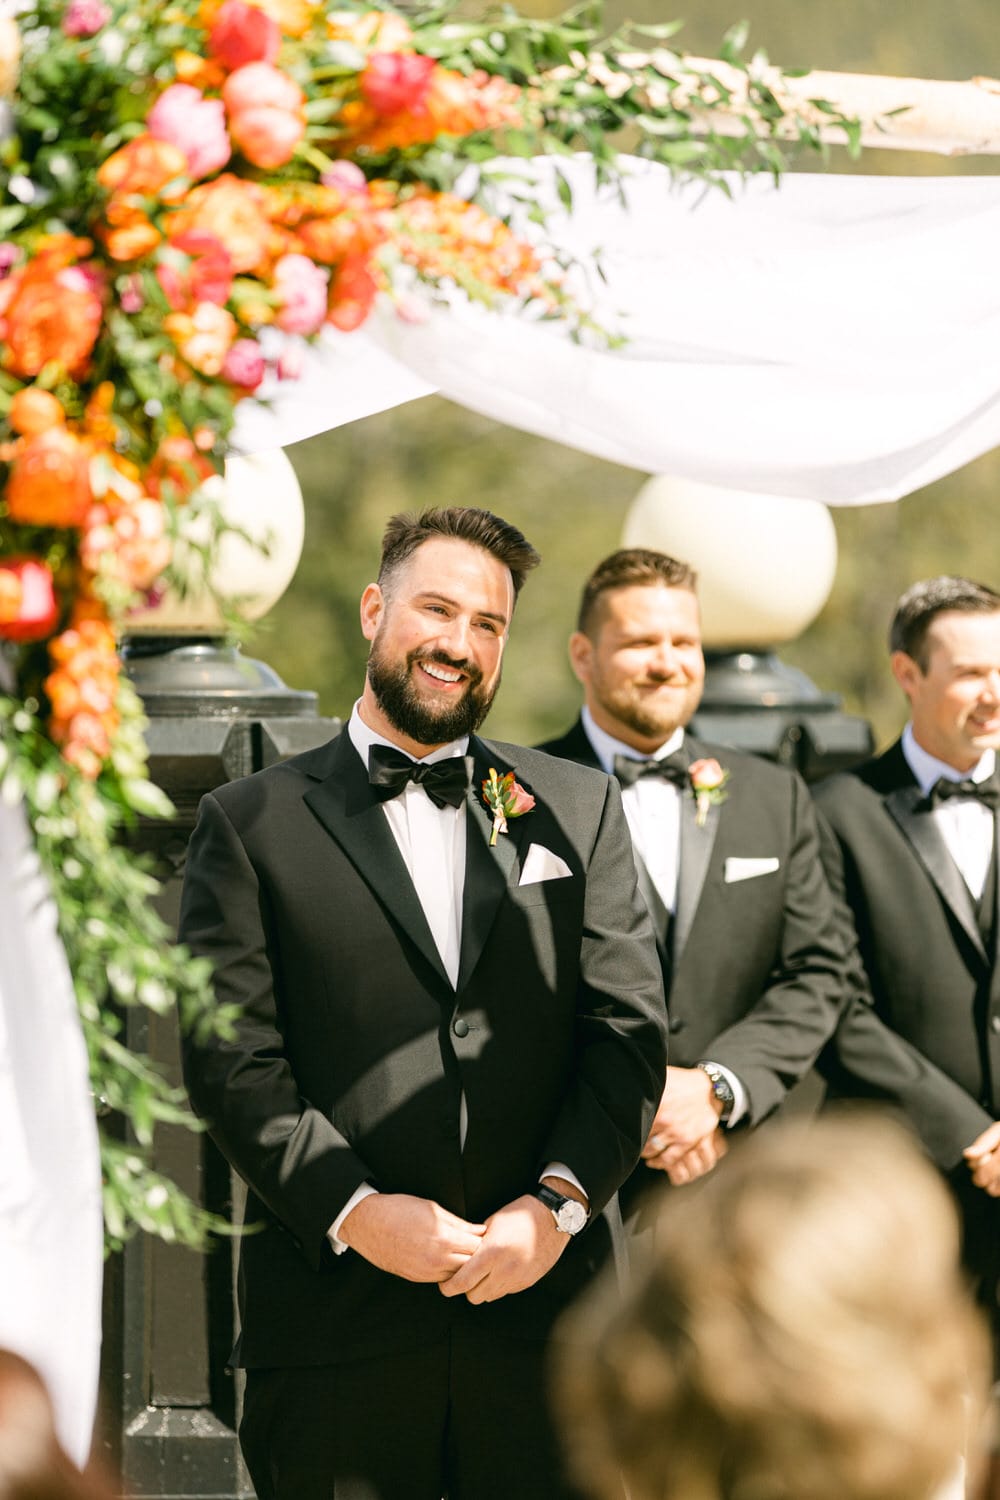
[689, 758, 730, 827]
[482, 767, 535, 846]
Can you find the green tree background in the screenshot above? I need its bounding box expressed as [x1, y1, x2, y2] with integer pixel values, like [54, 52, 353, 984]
[256, 0, 1000, 751]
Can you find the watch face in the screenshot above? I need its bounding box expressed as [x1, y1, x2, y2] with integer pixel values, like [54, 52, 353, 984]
[556, 1200, 588, 1235]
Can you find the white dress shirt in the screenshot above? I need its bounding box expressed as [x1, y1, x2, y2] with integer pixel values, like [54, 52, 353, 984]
[901, 725, 996, 900]
[329, 706, 584, 1250]
[580, 709, 747, 1125]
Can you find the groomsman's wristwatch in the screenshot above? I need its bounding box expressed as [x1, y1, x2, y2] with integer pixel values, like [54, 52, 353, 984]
[697, 1061, 736, 1123]
[534, 1184, 589, 1235]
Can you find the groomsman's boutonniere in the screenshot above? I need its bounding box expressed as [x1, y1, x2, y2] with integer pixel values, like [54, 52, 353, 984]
[482, 767, 535, 846]
[689, 758, 729, 827]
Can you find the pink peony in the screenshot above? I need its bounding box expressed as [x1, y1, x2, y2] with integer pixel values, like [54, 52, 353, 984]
[0, 557, 59, 643]
[689, 758, 726, 791]
[119, 274, 144, 314]
[361, 51, 436, 116]
[62, 0, 112, 38]
[273, 253, 329, 336]
[209, 0, 281, 70]
[320, 161, 369, 196]
[148, 85, 231, 182]
[222, 337, 266, 390]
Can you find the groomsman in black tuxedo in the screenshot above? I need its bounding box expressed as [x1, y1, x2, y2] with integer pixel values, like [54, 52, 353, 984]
[178, 508, 667, 1500]
[813, 576, 1000, 1347]
[539, 548, 847, 1199]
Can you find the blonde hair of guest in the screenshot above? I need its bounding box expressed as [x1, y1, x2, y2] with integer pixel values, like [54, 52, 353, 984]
[557, 1111, 989, 1500]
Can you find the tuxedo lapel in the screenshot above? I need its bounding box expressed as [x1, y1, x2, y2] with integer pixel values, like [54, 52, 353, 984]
[886, 783, 987, 963]
[674, 779, 720, 964]
[457, 740, 524, 992]
[302, 731, 454, 989]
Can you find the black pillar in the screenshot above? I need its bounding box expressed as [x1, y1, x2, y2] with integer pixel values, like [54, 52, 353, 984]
[99, 639, 340, 1499]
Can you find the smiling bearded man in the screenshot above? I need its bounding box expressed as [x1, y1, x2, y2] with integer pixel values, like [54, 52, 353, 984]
[178, 507, 667, 1500]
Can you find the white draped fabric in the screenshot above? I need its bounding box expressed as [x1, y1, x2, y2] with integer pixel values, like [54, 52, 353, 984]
[235, 158, 1000, 506]
[0, 796, 103, 1468]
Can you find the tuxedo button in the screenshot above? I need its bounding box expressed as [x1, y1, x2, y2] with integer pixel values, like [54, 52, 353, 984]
[991, 1015, 1000, 1035]
[669, 1017, 684, 1033]
[453, 1017, 470, 1038]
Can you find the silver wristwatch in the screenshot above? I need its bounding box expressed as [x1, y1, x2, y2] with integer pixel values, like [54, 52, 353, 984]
[697, 1060, 736, 1122]
[534, 1184, 588, 1235]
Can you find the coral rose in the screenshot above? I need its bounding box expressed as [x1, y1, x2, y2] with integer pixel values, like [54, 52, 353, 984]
[166, 175, 273, 275]
[8, 387, 66, 436]
[327, 255, 378, 331]
[224, 62, 306, 168]
[148, 85, 232, 182]
[209, 0, 281, 69]
[5, 427, 92, 527]
[361, 52, 435, 116]
[0, 558, 60, 643]
[223, 60, 303, 116]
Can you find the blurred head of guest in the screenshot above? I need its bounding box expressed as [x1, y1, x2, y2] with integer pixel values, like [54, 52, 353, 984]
[556, 1111, 989, 1500]
[0, 1350, 114, 1500]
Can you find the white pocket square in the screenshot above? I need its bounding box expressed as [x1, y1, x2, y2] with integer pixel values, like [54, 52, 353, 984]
[519, 844, 573, 886]
[724, 856, 780, 883]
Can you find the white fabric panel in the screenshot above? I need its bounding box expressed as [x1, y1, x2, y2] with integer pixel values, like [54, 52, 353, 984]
[234, 158, 1000, 506]
[0, 797, 103, 1467]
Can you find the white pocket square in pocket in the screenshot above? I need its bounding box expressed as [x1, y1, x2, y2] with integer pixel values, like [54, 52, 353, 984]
[725, 856, 780, 884]
[519, 844, 574, 886]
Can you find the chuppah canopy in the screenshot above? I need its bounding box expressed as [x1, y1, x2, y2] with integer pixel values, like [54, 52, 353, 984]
[236, 156, 1000, 506]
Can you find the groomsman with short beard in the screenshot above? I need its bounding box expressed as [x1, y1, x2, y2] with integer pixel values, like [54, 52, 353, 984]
[179, 509, 666, 1500]
[540, 548, 847, 1202]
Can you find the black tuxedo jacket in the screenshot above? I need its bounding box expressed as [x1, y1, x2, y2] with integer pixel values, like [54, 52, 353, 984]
[179, 729, 667, 1369]
[813, 738, 1000, 1168]
[537, 720, 847, 1122]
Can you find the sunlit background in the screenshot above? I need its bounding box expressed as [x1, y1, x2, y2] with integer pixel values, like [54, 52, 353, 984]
[258, 0, 999, 749]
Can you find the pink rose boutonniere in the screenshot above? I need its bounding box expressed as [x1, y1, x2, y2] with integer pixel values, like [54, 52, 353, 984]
[689, 758, 730, 827]
[482, 767, 535, 846]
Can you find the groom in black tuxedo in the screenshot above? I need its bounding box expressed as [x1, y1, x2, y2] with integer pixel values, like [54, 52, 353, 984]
[539, 548, 846, 1199]
[178, 508, 667, 1500]
[813, 575, 1000, 1350]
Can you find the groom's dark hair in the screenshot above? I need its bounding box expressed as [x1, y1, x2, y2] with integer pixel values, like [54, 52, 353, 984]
[378, 507, 540, 600]
[890, 576, 1000, 670]
[576, 548, 698, 637]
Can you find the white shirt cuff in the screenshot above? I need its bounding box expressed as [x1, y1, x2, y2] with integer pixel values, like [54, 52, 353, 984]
[542, 1162, 589, 1208]
[328, 1183, 378, 1255]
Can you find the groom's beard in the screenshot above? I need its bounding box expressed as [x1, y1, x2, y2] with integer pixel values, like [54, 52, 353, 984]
[367, 640, 500, 745]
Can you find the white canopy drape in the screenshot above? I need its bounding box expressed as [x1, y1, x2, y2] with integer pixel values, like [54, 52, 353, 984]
[236, 158, 1000, 506]
[0, 796, 103, 1467]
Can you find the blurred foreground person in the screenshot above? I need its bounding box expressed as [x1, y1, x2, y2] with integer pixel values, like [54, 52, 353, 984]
[0, 1351, 113, 1500]
[556, 1112, 989, 1500]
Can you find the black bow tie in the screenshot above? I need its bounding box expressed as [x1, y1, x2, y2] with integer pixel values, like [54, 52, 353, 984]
[613, 751, 689, 790]
[922, 774, 1000, 811]
[368, 745, 471, 809]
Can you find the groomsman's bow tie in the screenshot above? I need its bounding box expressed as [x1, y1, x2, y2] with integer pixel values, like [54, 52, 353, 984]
[923, 774, 1000, 811]
[368, 745, 471, 809]
[613, 751, 690, 790]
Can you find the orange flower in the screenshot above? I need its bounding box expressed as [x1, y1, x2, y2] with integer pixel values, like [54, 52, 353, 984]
[327, 254, 378, 331]
[164, 302, 238, 375]
[173, 48, 228, 91]
[166, 174, 273, 274]
[201, 0, 316, 36]
[96, 134, 188, 197]
[100, 202, 163, 263]
[146, 434, 219, 500]
[7, 388, 66, 436]
[5, 426, 93, 527]
[1, 262, 104, 379]
[45, 617, 122, 778]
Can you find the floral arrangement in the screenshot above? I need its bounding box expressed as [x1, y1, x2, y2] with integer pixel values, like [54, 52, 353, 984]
[0, 0, 852, 1249]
